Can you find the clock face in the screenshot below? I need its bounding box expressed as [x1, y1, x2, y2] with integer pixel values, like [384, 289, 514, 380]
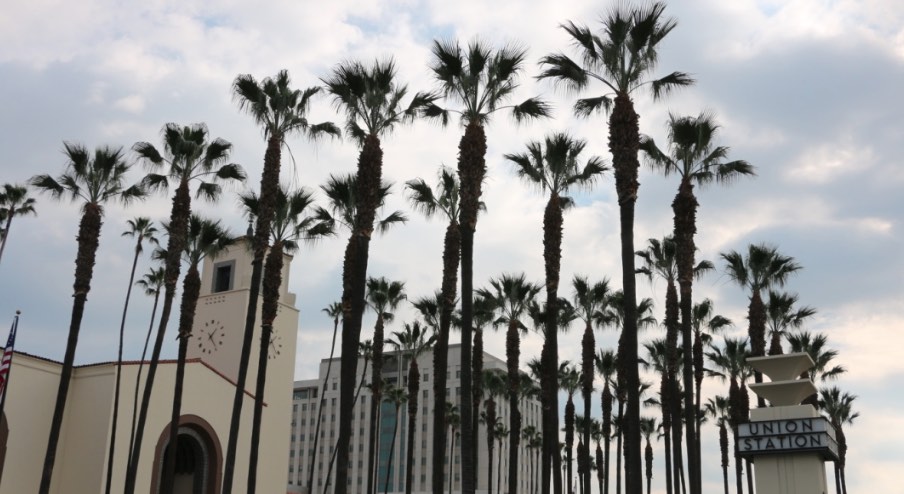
[268, 330, 283, 360]
[196, 319, 226, 354]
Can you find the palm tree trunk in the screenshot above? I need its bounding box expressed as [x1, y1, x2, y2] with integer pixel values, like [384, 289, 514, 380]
[161, 264, 202, 491]
[507, 320, 522, 494]
[127, 284, 161, 472]
[610, 91, 642, 494]
[581, 322, 594, 494]
[104, 240, 143, 494]
[472, 325, 483, 488]
[459, 120, 487, 494]
[645, 439, 653, 494]
[449, 430, 456, 494]
[124, 179, 191, 494]
[405, 361, 420, 494]
[661, 374, 673, 494]
[672, 384, 686, 494]
[565, 396, 574, 494]
[745, 459, 754, 494]
[732, 431, 743, 494]
[434, 220, 461, 494]
[39, 203, 103, 494]
[693, 330, 704, 485]
[248, 244, 285, 492]
[487, 432, 495, 494]
[673, 179, 700, 494]
[595, 443, 604, 494]
[542, 194, 564, 494]
[719, 423, 729, 494]
[497, 438, 503, 494]
[336, 133, 384, 494]
[748, 290, 767, 408]
[616, 401, 623, 494]
[0, 214, 15, 265]
[309, 314, 341, 493]
[602, 383, 613, 494]
[664, 279, 683, 494]
[367, 316, 385, 494]
[322, 354, 370, 494]
[384, 404, 401, 494]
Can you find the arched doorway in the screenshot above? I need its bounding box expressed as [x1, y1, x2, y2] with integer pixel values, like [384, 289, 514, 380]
[150, 415, 222, 494]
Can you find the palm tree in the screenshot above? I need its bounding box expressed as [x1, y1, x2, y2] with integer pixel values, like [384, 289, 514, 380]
[765, 290, 816, 355]
[571, 275, 614, 493]
[323, 60, 437, 493]
[539, 5, 693, 489]
[365, 277, 407, 494]
[161, 215, 233, 491]
[505, 133, 606, 494]
[559, 363, 581, 494]
[406, 166, 465, 491]
[381, 385, 408, 494]
[126, 266, 165, 470]
[447, 403, 461, 494]
[465, 291, 496, 482]
[722, 243, 802, 405]
[523, 424, 540, 494]
[819, 386, 858, 494]
[704, 395, 732, 494]
[640, 113, 753, 489]
[595, 349, 616, 494]
[640, 338, 679, 494]
[389, 320, 435, 494]
[476, 272, 540, 493]
[225, 70, 338, 493]
[706, 337, 752, 494]
[31, 144, 143, 493]
[124, 123, 244, 493]
[0, 183, 37, 265]
[590, 419, 604, 494]
[786, 331, 846, 406]
[307, 302, 342, 492]
[104, 217, 158, 494]
[480, 369, 507, 494]
[494, 421, 509, 494]
[428, 38, 551, 494]
[315, 173, 408, 235]
[640, 417, 660, 494]
[240, 185, 331, 491]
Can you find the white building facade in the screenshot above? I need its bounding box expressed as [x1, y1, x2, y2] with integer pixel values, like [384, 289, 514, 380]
[287, 344, 543, 494]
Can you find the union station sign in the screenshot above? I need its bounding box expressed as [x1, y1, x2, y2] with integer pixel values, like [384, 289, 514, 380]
[737, 417, 839, 461]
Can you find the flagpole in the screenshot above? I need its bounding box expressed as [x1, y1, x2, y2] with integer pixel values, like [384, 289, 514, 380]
[0, 310, 21, 421]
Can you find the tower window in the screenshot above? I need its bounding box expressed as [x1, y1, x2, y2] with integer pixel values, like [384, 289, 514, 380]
[213, 260, 235, 293]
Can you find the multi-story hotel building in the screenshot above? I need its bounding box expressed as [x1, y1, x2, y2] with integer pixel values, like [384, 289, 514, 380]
[287, 344, 543, 494]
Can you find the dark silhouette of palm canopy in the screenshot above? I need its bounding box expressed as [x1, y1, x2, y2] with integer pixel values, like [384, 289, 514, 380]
[640, 338, 681, 494]
[505, 132, 605, 494]
[640, 111, 753, 489]
[30, 143, 144, 494]
[765, 290, 816, 355]
[225, 69, 339, 494]
[314, 173, 407, 235]
[704, 395, 732, 494]
[161, 215, 233, 492]
[105, 217, 158, 494]
[706, 337, 752, 494]
[0, 183, 37, 265]
[476, 272, 540, 494]
[240, 184, 331, 492]
[539, 4, 692, 491]
[124, 122, 244, 494]
[323, 58, 437, 494]
[571, 275, 614, 494]
[819, 386, 858, 494]
[427, 38, 550, 494]
[689, 298, 731, 476]
[480, 369, 507, 494]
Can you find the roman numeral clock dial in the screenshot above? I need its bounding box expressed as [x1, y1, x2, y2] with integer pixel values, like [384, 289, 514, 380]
[268, 329, 283, 360]
[197, 319, 225, 354]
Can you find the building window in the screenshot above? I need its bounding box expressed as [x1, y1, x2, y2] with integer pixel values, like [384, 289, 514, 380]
[212, 260, 235, 293]
[332, 382, 337, 391]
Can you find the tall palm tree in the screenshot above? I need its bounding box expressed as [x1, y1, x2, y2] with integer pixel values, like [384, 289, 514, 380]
[308, 302, 342, 493]
[765, 291, 816, 356]
[559, 363, 581, 494]
[722, 243, 801, 404]
[127, 266, 165, 471]
[786, 331, 846, 406]
[365, 277, 407, 494]
[405, 166, 465, 491]
[640, 338, 679, 494]
[820, 386, 858, 494]
[323, 60, 437, 493]
[590, 419, 604, 494]
[428, 39, 551, 494]
[506, 133, 606, 494]
[706, 337, 751, 494]
[241, 185, 331, 491]
[689, 298, 731, 479]
[31, 144, 143, 493]
[523, 424, 540, 494]
[704, 395, 732, 494]
[389, 321, 436, 494]
[480, 369, 507, 494]
[105, 217, 158, 494]
[595, 349, 616, 494]
[640, 417, 660, 494]
[476, 272, 540, 493]
[464, 291, 496, 481]
[571, 275, 614, 493]
[494, 421, 509, 494]
[124, 123, 244, 494]
[640, 112, 753, 489]
[447, 403, 461, 494]
[161, 216, 233, 491]
[539, 5, 692, 489]
[381, 385, 408, 494]
[225, 70, 338, 493]
[0, 183, 37, 265]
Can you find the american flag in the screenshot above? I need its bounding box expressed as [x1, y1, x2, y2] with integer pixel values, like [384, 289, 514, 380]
[0, 312, 19, 410]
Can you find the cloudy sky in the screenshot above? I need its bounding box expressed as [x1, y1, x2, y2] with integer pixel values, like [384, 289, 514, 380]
[1, 0, 901, 492]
